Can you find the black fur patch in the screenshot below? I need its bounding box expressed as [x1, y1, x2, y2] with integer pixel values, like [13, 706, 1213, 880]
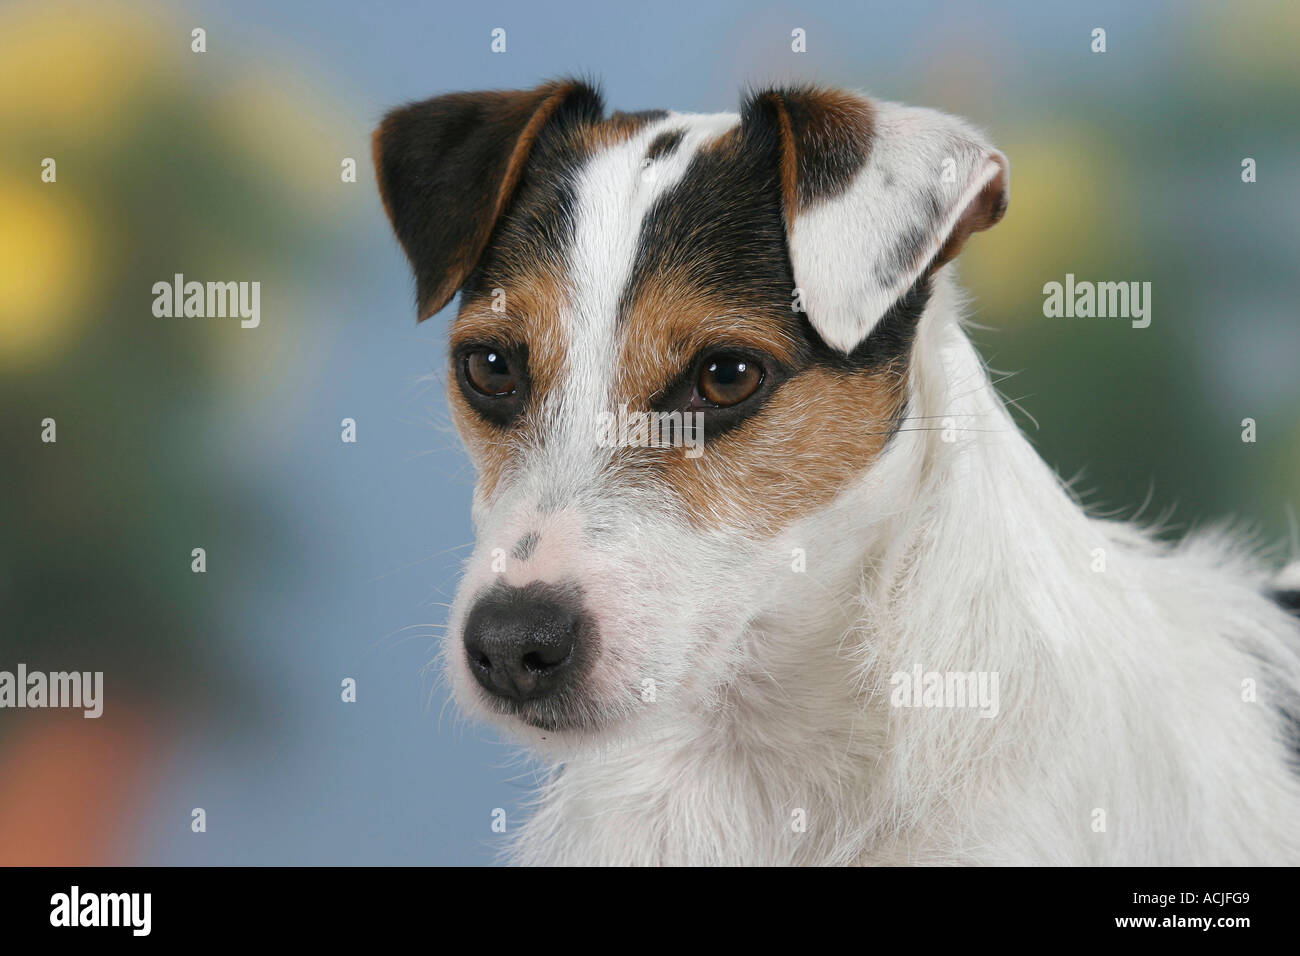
[769, 87, 875, 210]
[462, 111, 671, 306]
[621, 122, 793, 322]
[833, 276, 933, 371]
[873, 191, 943, 288]
[512, 531, 540, 561]
[1274, 590, 1300, 616]
[645, 128, 685, 163]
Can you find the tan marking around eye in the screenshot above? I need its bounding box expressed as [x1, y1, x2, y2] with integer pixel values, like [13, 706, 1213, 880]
[451, 273, 568, 398]
[653, 365, 906, 535]
[616, 278, 908, 534]
[616, 279, 804, 407]
[448, 269, 569, 502]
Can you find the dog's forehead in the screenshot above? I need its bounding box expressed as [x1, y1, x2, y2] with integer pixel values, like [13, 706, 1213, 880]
[467, 108, 789, 331]
[568, 113, 736, 303]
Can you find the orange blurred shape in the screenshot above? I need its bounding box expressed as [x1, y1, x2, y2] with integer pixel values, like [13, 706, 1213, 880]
[0, 708, 158, 866]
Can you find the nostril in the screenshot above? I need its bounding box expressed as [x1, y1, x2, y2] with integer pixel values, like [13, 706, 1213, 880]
[522, 647, 569, 674]
[471, 650, 492, 671]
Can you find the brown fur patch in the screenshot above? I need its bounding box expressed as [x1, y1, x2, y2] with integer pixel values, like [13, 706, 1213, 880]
[579, 109, 668, 151]
[657, 365, 905, 533]
[761, 96, 799, 217]
[932, 154, 1010, 270]
[446, 392, 511, 503]
[616, 280, 803, 406]
[616, 280, 908, 534]
[452, 263, 908, 534]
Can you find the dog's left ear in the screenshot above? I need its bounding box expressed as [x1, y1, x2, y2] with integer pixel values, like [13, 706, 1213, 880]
[743, 87, 1009, 353]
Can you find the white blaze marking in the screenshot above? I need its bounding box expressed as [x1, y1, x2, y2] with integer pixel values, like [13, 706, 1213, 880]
[555, 113, 740, 457]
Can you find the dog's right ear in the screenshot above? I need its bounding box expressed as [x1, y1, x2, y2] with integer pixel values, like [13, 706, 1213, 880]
[373, 79, 604, 319]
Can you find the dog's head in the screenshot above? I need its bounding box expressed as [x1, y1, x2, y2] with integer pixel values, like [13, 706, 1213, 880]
[374, 79, 1007, 745]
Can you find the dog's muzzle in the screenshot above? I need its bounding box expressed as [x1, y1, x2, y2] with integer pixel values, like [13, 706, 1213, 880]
[462, 581, 590, 703]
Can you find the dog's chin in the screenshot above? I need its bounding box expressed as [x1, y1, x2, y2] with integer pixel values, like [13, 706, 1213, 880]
[455, 680, 632, 750]
[495, 700, 586, 735]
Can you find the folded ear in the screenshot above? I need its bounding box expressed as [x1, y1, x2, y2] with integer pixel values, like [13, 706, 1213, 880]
[742, 87, 1009, 353]
[373, 79, 604, 319]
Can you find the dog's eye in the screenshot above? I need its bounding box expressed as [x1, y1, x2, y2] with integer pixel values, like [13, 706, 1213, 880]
[697, 354, 763, 407]
[464, 348, 519, 397]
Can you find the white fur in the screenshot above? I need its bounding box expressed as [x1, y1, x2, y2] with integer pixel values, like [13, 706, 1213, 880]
[442, 99, 1300, 866]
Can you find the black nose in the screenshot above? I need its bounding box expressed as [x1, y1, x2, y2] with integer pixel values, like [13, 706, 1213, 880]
[462, 584, 585, 701]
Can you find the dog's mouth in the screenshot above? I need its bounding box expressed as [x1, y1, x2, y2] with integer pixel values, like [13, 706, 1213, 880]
[479, 691, 594, 736]
[519, 712, 568, 733]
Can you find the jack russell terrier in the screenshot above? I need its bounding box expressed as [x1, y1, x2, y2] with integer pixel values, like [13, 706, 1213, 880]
[373, 79, 1300, 865]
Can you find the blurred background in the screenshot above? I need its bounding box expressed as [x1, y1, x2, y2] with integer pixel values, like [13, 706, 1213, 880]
[0, 0, 1296, 864]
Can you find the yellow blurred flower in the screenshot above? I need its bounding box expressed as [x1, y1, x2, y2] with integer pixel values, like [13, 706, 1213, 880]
[0, 181, 94, 367]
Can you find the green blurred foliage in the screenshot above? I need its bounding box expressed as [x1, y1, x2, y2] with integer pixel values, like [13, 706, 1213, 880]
[949, 3, 1300, 542]
[0, 3, 357, 730]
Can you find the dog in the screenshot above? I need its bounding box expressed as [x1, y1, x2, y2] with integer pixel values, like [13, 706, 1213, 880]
[373, 79, 1300, 865]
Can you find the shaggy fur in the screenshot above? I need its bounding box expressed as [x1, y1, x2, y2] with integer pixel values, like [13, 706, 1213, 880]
[374, 81, 1300, 866]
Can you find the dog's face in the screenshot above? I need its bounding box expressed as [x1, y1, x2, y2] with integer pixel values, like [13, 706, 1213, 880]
[374, 80, 1007, 744]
